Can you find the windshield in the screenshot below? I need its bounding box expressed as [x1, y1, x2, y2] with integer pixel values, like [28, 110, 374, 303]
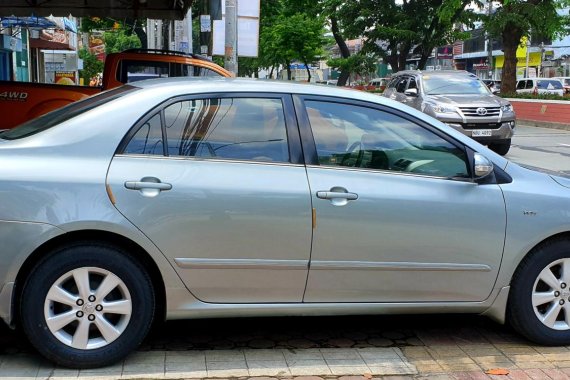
[422, 75, 491, 95]
[0, 86, 139, 140]
[537, 80, 563, 90]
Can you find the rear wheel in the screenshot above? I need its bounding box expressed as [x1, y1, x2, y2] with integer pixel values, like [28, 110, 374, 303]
[489, 139, 511, 156]
[508, 238, 570, 345]
[20, 243, 155, 368]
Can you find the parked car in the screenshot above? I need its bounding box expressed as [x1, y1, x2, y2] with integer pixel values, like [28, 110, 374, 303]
[516, 78, 565, 96]
[383, 70, 515, 155]
[553, 77, 570, 94]
[368, 77, 390, 92]
[1, 78, 570, 369]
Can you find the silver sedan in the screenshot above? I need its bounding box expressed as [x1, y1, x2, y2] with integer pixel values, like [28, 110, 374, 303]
[0, 78, 569, 368]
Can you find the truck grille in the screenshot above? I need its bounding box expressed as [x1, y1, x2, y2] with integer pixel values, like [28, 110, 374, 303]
[459, 106, 501, 117]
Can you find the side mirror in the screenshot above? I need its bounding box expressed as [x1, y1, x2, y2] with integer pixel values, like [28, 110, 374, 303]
[473, 153, 494, 179]
[404, 88, 418, 97]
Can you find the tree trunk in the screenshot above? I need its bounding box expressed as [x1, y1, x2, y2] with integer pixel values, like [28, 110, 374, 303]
[398, 42, 411, 71]
[162, 20, 170, 50]
[417, 49, 431, 70]
[501, 26, 523, 94]
[286, 60, 292, 80]
[269, 66, 274, 78]
[330, 15, 350, 86]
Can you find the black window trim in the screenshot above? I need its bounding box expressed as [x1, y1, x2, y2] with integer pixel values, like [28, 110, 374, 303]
[116, 92, 304, 165]
[292, 94, 475, 181]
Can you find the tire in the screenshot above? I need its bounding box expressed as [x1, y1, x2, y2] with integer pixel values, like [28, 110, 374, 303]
[489, 139, 511, 156]
[488, 139, 511, 156]
[20, 242, 155, 368]
[508, 238, 570, 345]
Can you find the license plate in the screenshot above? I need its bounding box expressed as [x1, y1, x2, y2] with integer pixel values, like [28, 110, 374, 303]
[472, 129, 492, 137]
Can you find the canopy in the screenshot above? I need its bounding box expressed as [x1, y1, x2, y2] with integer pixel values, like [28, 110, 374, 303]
[0, 16, 57, 29]
[0, 0, 193, 20]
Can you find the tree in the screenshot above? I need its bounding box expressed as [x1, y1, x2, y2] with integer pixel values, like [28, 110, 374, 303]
[323, 0, 476, 74]
[103, 30, 141, 53]
[264, 13, 327, 80]
[486, 0, 570, 94]
[78, 47, 104, 84]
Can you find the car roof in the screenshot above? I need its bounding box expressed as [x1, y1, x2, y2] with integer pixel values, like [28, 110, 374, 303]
[131, 77, 392, 104]
[393, 70, 475, 77]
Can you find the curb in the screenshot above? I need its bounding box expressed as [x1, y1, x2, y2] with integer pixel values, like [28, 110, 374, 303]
[517, 119, 570, 131]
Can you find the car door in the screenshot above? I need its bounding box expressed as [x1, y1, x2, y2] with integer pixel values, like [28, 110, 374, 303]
[295, 96, 506, 303]
[106, 94, 312, 303]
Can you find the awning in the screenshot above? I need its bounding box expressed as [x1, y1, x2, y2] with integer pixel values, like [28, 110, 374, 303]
[0, 0, 193, 20]
[0, 16, 57, 29]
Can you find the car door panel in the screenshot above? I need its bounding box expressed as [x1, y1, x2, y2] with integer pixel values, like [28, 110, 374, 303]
[107, 94, 312, 304]
[304, 167, 505, 302]
[296, 97, 507, 303]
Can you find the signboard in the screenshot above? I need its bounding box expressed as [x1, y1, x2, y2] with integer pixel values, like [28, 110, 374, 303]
[212, 0, 260, 57]
[55, 71, 76, 85]
[88, 32, 105, 62]
[437, 45, 453, 59]
[200, 15, 211, 32]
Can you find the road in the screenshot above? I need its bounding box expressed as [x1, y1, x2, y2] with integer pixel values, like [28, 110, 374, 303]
[507, 125, 570, 175]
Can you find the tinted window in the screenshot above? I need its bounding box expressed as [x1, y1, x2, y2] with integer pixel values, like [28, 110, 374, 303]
[0, 86, 138, 140]
[422, 75, 490, 95]
[118, 60, 222, 83]
[537, 80, 563, 90]
[516, 81, 526, 90]
[163, 98, 289, 162]
[305, 101, 469, 179]
[396, 78, 408, 93]
[123, 113, 164, 155]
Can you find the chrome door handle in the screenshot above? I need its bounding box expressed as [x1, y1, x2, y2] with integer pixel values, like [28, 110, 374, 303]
[125, 181, 172, 191]
[316, 191, 358, 200]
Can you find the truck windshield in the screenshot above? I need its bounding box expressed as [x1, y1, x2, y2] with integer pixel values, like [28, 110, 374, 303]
[0, 86, 138, 140]
[423, 75, 490, 95]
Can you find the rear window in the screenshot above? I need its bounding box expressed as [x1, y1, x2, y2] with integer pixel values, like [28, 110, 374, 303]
[0, 86, 138, 140]
[118, 59, 222, 83]
[537, 80, 563, 89]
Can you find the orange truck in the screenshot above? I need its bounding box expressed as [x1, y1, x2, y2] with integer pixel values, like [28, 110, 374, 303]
[0, 49, 232, 130]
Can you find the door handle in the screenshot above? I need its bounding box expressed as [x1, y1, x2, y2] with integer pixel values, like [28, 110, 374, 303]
[316, 187, 358, 206]
[316, 191, 358, 200]
[125, 181, 172, 191]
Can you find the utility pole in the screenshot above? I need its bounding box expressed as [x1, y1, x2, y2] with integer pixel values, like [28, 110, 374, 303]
[487, 0, 494, 79]
[525, 36, 531, 77]
[224, 0, 238, 75]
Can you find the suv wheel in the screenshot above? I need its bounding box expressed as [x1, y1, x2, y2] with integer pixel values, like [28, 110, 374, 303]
[20, 243, 155, 368]
[489, 139, 511, 156]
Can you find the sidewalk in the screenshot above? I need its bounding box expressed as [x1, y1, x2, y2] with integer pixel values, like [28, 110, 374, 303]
[2, 319, 570, 380]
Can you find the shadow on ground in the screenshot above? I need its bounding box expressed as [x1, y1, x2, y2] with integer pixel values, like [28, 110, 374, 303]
[1, 314, 524, 356]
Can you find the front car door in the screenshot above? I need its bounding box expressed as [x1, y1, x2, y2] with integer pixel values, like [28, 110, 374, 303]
[107, 94, 312, 303]
[295, 96, 507, 303]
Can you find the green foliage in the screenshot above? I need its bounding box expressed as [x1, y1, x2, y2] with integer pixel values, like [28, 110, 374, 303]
[322, 0, 478, 72]
[327, 54, 377, 77]
[103, 30, 141, 54]
[78, 47, 104, 83]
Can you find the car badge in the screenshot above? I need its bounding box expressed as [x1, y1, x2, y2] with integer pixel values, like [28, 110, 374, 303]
[476, 107, 488, 116]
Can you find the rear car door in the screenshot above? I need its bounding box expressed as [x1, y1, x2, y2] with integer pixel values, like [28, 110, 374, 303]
[107, 94, 312, 303]
[295, 96, 507, 303]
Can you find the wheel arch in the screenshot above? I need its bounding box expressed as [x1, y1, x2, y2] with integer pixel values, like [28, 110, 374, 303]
[13, 229, 167, 328]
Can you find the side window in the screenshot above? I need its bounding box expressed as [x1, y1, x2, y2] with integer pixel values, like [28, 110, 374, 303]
[123, 113, 164, 155]
[516, 81, 526, 90]
[396, 78, 408, 93]
[407, 78, 417, 90]
[163, 98, 289, 162]
[305, 101, 469, 179]
[527, 80, 534, 89]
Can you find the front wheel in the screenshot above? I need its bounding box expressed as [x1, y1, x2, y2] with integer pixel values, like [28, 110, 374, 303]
[508, 238, 570, 345]
[20, 243, 155, 368]
[488, 139, 511, 156]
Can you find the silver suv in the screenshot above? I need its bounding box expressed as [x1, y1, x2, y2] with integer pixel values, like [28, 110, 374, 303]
[383, 70, 516, 155]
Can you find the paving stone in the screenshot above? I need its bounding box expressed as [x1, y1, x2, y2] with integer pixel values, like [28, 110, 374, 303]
[522, 368, 552, 380]
[328, 365, 371, 376]
[288, 360, 332, 376]
[542, 369, 570, 380]
[507, 369, 533, 380]
[247, 361, 292, 377]
[328, 339, 356, 348]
